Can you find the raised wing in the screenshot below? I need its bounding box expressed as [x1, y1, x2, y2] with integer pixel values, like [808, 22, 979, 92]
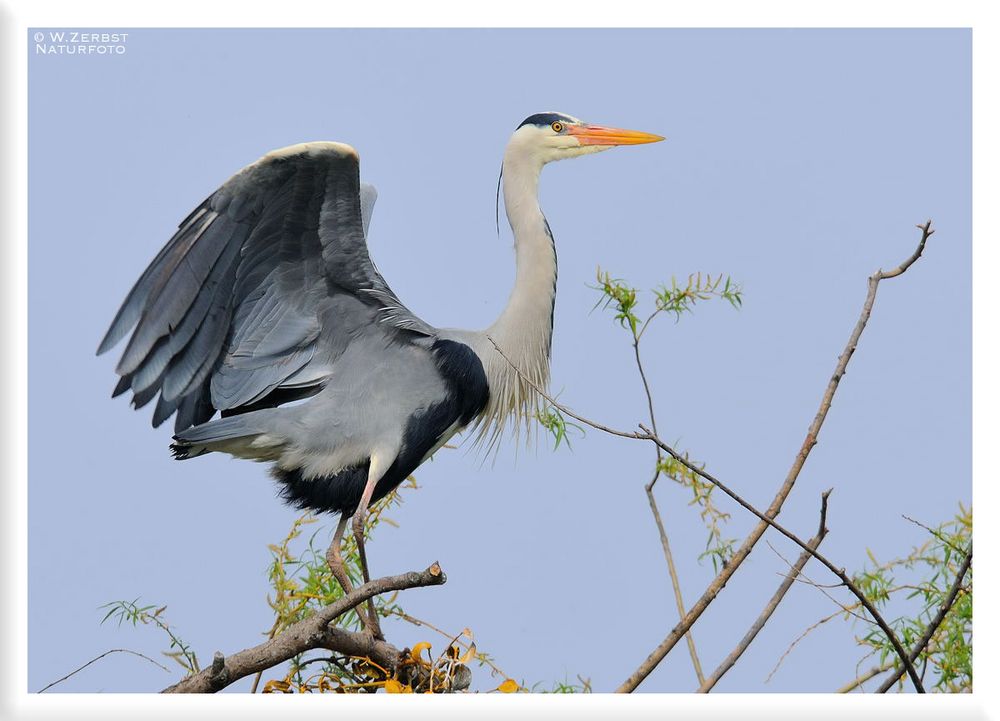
[98, 141, 434, 432]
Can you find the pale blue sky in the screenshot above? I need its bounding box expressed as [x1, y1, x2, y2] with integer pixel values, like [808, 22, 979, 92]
[28, 28, 970, 692]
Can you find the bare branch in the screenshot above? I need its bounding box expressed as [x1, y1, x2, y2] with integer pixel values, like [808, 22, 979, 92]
[877, 221, 933, 279]
[645, 489, 704, 684]
[37, 648, 171, 693]
[876, 542, 972, 693]
[632, 323, 662, 457]
[162, 563, 446, 693]
[697, 489, 831, 692]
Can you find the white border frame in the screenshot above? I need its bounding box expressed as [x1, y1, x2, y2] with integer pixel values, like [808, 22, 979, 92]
[4, 2, 994, 719]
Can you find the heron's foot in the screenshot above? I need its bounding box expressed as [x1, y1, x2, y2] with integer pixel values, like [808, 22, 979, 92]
[349, 513, 384, 639]
[326, 516, 355, 597]
[331, 568, 355, 598]
[351, 603, 382, 639]
[361, 622, 385, 641]
[326, 549, 355, 597]
[361, 599, 385, 641]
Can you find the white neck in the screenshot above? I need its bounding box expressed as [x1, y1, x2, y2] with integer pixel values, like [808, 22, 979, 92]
[472, 140, 557, 449]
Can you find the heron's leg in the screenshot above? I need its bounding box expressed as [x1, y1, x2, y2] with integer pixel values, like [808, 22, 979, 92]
[325, 513, 354, 597]
[352, 461, 384, 639]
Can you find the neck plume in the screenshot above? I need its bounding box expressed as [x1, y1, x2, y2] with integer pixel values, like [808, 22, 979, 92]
[473, 142, 557, 450]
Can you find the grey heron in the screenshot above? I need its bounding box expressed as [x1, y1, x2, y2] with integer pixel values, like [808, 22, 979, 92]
[98, 112, 663, 636]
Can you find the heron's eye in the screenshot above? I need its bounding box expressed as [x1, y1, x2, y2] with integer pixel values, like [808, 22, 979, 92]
[551, 121, 564, 133]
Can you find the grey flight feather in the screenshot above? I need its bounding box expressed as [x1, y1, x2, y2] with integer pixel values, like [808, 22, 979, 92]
[99, 141, 435, 435]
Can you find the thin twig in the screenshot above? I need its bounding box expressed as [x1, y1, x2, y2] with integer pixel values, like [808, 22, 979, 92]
[876, 541, 972, 693]
[487, 338, 638, 441]
[838, 659, 896, 693]
[877, 222, 933, 279]
[838, 637, 938, 694]
[645, 491, 704, 684]
[633, 321, 662, 455]
[697, 489, 831, 692]
[328, 655, 362, 684]
[775, 581, 866, 620]
[766, 541, 871, 625]
[781, 575, 846, 591]
[290, 655, 338, 671]
[636, 307, 664, 343]
[901, 514, 967, 557]
[37, 649, 171, 693]
[766, 603, 861, 684]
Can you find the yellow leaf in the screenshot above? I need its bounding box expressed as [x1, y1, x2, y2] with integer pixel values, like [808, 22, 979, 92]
[497, 679, 519, 693]
[384, 678, 411, 693]
[456, 641, 477, 665]
[411, 642, 432, 666]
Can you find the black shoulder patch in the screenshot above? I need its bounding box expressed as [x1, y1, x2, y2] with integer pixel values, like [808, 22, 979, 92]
[431, 339, 490, 425]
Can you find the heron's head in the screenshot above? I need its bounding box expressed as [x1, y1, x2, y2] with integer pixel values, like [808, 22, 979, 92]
[508, 112, 664, 166]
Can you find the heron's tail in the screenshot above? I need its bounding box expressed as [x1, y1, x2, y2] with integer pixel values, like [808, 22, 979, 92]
[170, 412, 274, 460]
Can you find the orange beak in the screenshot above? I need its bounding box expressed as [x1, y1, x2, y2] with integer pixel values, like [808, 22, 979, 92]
[566, 124, 665, 146]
